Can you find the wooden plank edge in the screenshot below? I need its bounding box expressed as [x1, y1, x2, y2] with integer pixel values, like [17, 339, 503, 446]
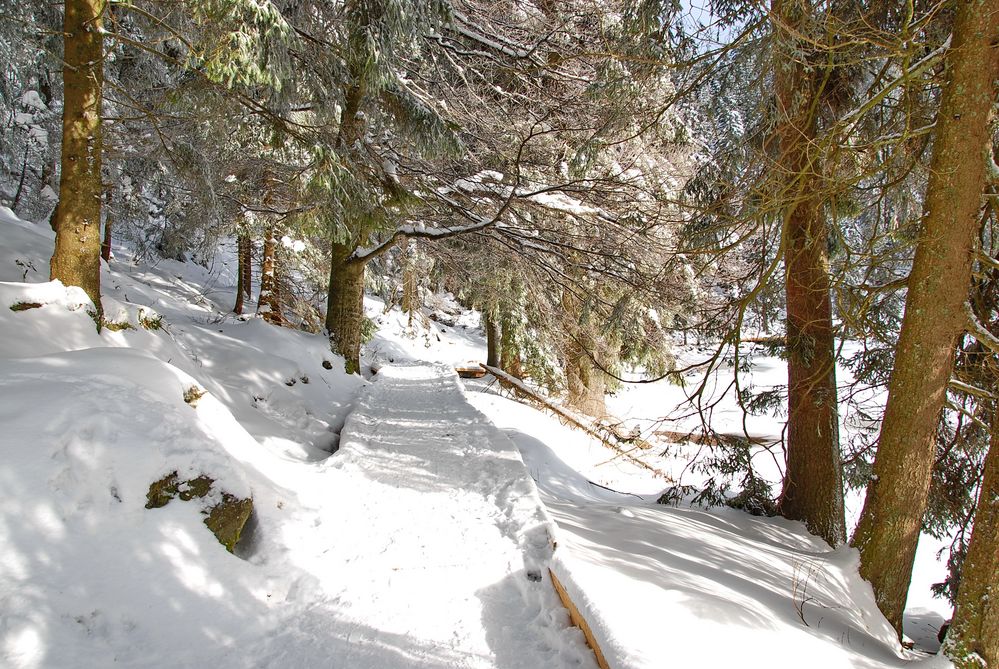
[549, 568, 612, 669]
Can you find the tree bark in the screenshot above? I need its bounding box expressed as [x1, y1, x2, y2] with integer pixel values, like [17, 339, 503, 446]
[485, 311, 501, 368]
[241, 234, 252, 297]
[323, 76, 368, 369]
[402, 238, 418, 328]
[852, 0, 999, 636]
[772, 0, 845, 548]
[100, 209, 112, 263]
[234, 234, 250, 314]
[50, 0, 105, 321]
[326, 241, 365, 375]
[943, 412, 999, 668]
[257, 225, 283, 324]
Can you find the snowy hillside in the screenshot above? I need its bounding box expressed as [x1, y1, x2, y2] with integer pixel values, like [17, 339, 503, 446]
[0, 210, 951, 668]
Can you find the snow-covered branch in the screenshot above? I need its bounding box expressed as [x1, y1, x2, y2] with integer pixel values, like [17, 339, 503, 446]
[838, 38, 950, 137]
[351, 213, 498, 263]
[964, 301, 999, 355]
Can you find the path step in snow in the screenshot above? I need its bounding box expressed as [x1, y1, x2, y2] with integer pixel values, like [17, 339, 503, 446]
[326, 363, 597, 669]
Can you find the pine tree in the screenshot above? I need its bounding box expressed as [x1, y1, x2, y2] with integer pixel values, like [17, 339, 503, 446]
[771, 0, 845, 547]
[852, 0, 999, 635]
[50, 0, 106, 320]
[943, 411, 999, 668]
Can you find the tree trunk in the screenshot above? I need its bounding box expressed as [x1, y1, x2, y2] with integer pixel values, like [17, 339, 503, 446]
[943, 411, 999, 668]
[50, 0, 105, 321]
[326, 241, 365, 375]
[241, 234, 252, 297]
[257, 225, 283, 324]
[852, 0, 999, 636]
[322, 75, 369, 373]
[485, 311, 501, 368]
[402, 238, 418, 328]
[234, 233, 250, 314]
[772, 0, 845, 548]
[100, 209, 112, 263]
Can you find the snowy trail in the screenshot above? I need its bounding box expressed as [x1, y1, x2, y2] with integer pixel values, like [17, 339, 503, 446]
[304, 363, 595, 669]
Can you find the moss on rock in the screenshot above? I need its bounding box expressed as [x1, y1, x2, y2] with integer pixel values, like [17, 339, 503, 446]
[178, 475, 213, 501]
[145, 472, 253, 553]
[183, 386, 206, 407]
[145, 472, 180, 509]
[205, 494, 254, 552]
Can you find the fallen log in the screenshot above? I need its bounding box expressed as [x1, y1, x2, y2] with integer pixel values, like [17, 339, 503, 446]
[655, 429, 777, 448]
[480, 364, 671, 481]
[740, 336, 786, 346]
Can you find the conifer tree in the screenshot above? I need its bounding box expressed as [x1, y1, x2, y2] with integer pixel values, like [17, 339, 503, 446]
[943, 407, 999, 668]
[50, 0, 106, 320]
[770, 0, 845, 546]
[852, 0, 999, 635]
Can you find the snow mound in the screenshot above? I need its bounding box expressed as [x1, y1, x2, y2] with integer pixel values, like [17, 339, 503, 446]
[0, 346, 255, 667]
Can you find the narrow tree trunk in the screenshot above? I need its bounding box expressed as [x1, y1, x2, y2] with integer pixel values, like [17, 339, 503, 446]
[852, 0, 999, 636]
[257, 225, 283, 325]
[50, 0, 105, 321]
[485, 311, 501, 368]
[326, 241, 365, 375]
[943, 411, 999, 668]
[100, 209, 112, 263]
[401, 238, 418, 328]
[234, 233, 250, 314]
[772, 0, 845, 548]
[241, 234, 252, 297]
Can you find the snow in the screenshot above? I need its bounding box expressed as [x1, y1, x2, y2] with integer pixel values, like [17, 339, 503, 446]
[0, 207, 954, 668]
[468, 390, 932, 669]
[19, 91, 48, 111]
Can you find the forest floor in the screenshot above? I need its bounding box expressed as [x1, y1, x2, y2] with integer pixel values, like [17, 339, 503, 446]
[0, 207, 952, 668]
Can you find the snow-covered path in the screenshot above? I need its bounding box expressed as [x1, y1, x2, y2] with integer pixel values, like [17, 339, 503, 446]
[314, 363, 595, 669]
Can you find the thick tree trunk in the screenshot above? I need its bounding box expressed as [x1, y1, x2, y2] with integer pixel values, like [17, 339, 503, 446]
[50, 0, 105, 321]
[852, 0, 999, 636]
[485, 311, 501, 368]
[326, 241, 365, 375]
[943, 412, 999, 668]
[779, 198, 844, 545]
[322, 74, 369, 373]
[772, 0, 845, 548]
[234, 234, 250, 314]
[257, 225, 283, 324]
